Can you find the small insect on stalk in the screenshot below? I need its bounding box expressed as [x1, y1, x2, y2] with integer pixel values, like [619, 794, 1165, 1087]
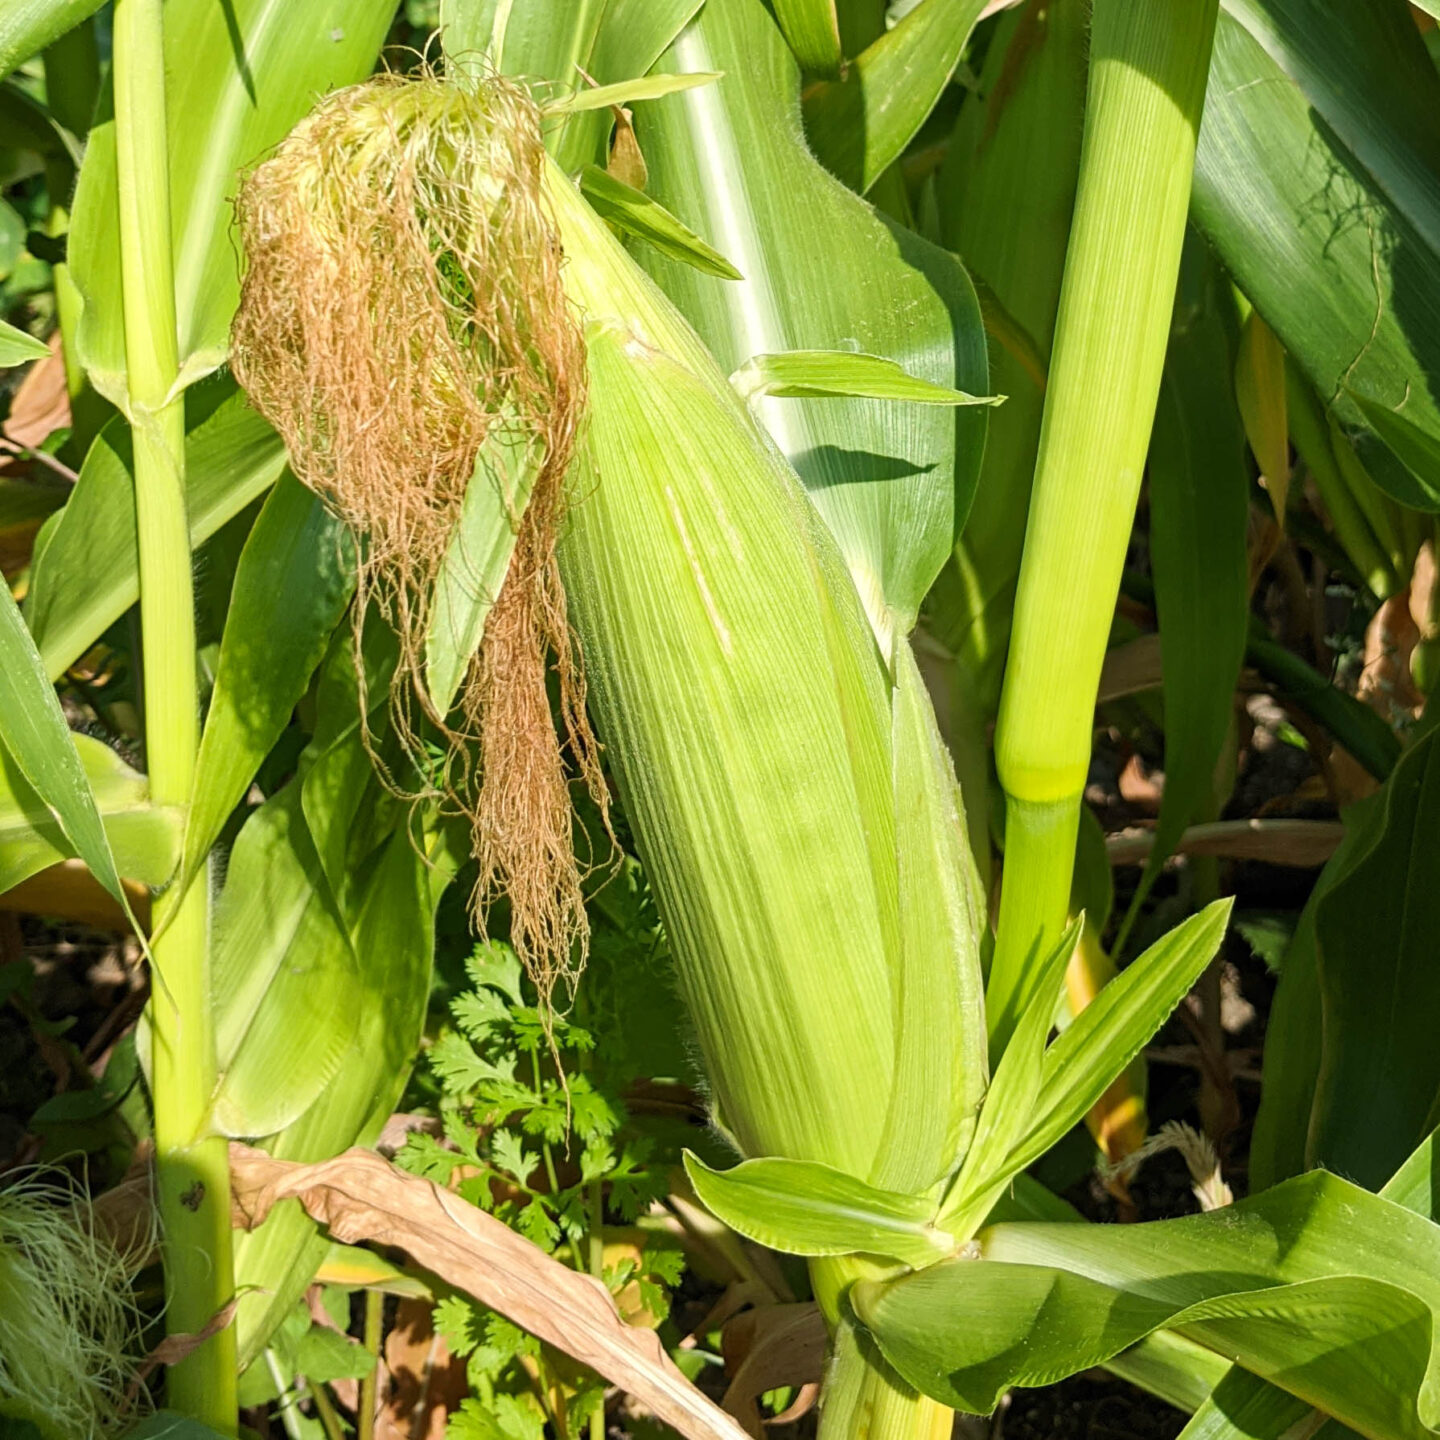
[231, 70, 608, 1006]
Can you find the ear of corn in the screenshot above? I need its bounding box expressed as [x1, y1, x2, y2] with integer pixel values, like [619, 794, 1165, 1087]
[545, 161, 985, 1191]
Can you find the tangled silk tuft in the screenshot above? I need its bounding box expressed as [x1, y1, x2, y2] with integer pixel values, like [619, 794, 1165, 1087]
[231, 70, 607, 1006]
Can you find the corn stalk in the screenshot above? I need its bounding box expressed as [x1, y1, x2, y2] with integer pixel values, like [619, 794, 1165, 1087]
[112, 0, 235, 1423]
[988, 0, 1221, 1052]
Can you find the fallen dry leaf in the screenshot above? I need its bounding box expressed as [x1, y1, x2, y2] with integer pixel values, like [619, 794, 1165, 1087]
[1106, 817, 1343, 869]
[719, 1303, 825, 1439]
[3, 336, 70, 450]
[230, 1145, 750, 1440]
[378, 1297, 467, 1440]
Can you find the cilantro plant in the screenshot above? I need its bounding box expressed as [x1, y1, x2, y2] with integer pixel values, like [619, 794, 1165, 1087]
[398, 933, 687, 1440]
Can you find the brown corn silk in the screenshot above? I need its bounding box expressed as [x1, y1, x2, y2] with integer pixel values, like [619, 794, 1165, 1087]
[231, 72, 605, 1003]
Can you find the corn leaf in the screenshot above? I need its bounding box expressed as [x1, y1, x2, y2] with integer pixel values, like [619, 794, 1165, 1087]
[442, 0, 704, 172]
[68, 0, 395, 412]
[1018, 900, 1231, 1173]
[208, 783, 360, 1141]
[24, 383, 287, 680]
[232, 805, 444, 1365]
[0, 0, 101, 80]
[579, 165, 741, 281]
[684, 1152, 952, 1268]
[0, 580, 145, 927]
[731, 351, 999, 407]
[802, 0, 989, 196]
[1234, 311, 1290, 521]
[1118, 240, 1249, 944]
[771, 0, 842, 77]
[424, 429, 538, 716]
[1304, 728, 1440, 1190]
[548, 71, 721, 114]
[184, 473, 354, 888]
[937, 918, 1081, 1237]
[1193, 4, 1440, 510]
[0, 318, 48, 367]
[0, 729, 180, 894]
[636, 0, 989, 643]
[858, 1169, 1440, 1432]
[871, 641, 987, 1194]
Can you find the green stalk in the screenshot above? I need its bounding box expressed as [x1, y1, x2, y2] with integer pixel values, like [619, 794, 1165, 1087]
[113, 0, 235, 1425]
[988, 0, 1220, 1055]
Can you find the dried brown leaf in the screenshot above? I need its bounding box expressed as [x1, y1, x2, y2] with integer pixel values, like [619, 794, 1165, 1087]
[230, 1145, 749, 1440]
[1106, 818, 1344, 869]
[718, 1303, 825, 1440]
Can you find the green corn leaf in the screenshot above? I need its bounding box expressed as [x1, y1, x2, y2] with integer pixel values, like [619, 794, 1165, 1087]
[0, 318, 48, 367]
[0, 0, 101, 80]
[547, 71, 722, 114]
[184, 473, 354, 888]
[207, 782, 361, 1140]
[731, 351, 1000, 407]
[771, 0, 842, 77]
[0, 580, 144, 924]
[1348, 391, 1440, 507]
[857, 1168, 1440, 1431]
[442, 0, 704, 172]
[578, 165, 741, 281]
[1117, 239, 1249, 945]
[869, 641, 988, 1195]
[232, 797, 447, 1365]
[1306, 728, 1440, 1190]
[25, 382, 287, 681]
[802, 0, 990, 196]
[0, 730, 180, 894]
[636, 0, 989, 644]
[938, 917, 1081, 1237]
[684, 1152, 953, 1269]
[1193, 3, 1440, 511]
[425, 428, 539, 716]
[68, 0, 396, 413]
[1017, 900, 1231, 1172]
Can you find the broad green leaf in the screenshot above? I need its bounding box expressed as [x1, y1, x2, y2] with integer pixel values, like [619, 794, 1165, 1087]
[731, 351, 1000, 407]
[1349, 391, 1440, 506]
[684, 1152, 953, 1268]
[25, 381, 287, 680]
[858, 1169, 1440, 1432]
[0, 0, 102, 80]
[68, 0, 396, 412]
[579, 164, 741, 280]
[0, 318, 48, 367]
[0, 580, 138, 919]
[120, 1414, 235, 1440]
[937, 918, 1081, 1237]
[208, 783, 360, 1140]
[868, 641, 987, 1194]
[1118, 239, 1249, 942]
[1193, 5, 1440, 509]
[1306, 728, 1440, 1189]
[425, 430, 537, 715]
[637, 0, 990, 643]
[803, 0, 989, 196]
[442, 0, 705, 173]
[547, 71, 721, 114]
[931, 0, 1086, 718]
[0, 732, 180, 893]
[771, 0, 842, 77]
[233, 814, 445, 1366]
[184, 474, 353, 885]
